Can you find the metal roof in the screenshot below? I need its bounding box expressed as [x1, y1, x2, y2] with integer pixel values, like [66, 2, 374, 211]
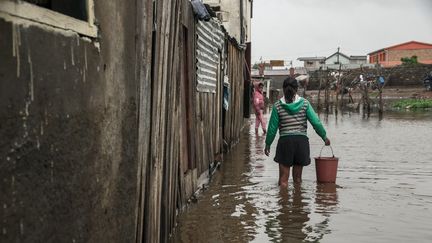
[297, 57, 326, 61]
[350, 55, 367, 60]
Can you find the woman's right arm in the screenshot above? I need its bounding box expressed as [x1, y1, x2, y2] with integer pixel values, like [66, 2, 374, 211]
[265, 105, 280, 148]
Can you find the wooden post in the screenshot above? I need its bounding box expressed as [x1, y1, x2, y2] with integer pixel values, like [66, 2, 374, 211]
[135, 0, 154, 242]
[335, 63, 342, 115]
[317, 69, 322, 111]
[324, 72, 330, 113]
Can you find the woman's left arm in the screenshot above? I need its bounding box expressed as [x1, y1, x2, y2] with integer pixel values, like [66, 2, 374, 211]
[305, 101, 327, 141]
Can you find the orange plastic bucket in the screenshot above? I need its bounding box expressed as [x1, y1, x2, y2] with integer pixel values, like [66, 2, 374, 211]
[315, 146, 339, 183]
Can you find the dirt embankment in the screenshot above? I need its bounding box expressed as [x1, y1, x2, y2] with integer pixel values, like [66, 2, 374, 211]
[307, 64, 432, 90]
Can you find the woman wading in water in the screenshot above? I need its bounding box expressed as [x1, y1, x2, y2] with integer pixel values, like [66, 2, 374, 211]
[264, 77, 330, 187]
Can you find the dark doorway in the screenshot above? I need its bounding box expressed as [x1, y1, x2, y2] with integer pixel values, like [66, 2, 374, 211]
[23, 0, 88, 21]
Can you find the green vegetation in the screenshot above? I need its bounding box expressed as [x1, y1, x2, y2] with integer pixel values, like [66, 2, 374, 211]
[392, 99, 432, 109]
[400, 56, 418, 65]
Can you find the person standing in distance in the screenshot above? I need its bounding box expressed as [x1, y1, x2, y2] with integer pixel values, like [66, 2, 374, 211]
[264, 77, 330, 187]
[253, 82, 267, 135]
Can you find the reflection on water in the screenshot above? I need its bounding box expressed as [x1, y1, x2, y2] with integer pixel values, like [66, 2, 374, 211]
[171, 110, 432, 243]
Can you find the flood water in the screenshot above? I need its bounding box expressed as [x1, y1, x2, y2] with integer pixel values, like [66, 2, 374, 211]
[171, 109, 432, 243]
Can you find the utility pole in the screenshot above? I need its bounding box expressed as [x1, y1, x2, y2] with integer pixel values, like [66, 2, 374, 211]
[317, 67, 322, 111]
[335, 47, 341, 115]
[337, 47, 340, 64]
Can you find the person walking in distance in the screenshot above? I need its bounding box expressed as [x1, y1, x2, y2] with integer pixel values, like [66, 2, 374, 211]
[253, 82, 267, 135]
[265, 77, 330, 187]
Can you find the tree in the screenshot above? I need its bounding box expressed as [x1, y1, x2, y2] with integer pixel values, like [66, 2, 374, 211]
[401, 55, 418, 65]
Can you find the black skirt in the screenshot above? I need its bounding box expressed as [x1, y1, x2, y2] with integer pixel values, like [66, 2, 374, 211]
[274, 135, 311, 167]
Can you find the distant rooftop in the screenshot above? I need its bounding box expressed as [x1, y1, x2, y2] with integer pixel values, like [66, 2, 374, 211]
[251, 69, 290, 76]
[251, 68, 307, 77]
[297, 57, 326, 61]
[368, 40, 432, 55]
[350, 56, 367, 60]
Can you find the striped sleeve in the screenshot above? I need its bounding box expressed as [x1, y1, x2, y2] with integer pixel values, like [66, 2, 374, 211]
[265, 104, 280, 147]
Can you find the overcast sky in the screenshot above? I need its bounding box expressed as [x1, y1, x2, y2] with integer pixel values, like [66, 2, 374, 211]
[251, 0, 432, 66]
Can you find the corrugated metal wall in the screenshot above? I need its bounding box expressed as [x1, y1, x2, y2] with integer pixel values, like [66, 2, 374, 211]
[196, 19, 225, 93]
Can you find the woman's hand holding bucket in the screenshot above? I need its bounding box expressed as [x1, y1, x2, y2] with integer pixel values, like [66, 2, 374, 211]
[264, 146, 270, 156]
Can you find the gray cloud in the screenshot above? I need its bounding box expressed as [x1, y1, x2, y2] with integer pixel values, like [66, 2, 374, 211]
[251, 0, 432, 65]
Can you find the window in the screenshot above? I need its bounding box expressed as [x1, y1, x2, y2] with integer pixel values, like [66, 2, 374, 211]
[0, 0, 97, 37]
[23, 0, 88, 21]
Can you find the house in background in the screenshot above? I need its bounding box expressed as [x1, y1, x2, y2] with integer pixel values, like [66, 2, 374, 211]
[298, 52, 369, 71]
[368, 41, 432, 67]
[251, 67, 307, 90]
[325, 52, 351, 65]
[297, 57, 326, 71]
[325, 52, 367, 65]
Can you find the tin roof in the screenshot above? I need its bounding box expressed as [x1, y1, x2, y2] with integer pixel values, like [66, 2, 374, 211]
[297, 57, 326, 61]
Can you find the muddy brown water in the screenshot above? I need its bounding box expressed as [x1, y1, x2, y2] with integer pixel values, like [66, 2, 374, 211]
[171, 110, 432, 243]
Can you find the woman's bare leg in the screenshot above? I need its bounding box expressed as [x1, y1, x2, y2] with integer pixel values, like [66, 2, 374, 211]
[279, 164, 290, 188]
[292, 165, 303, 183]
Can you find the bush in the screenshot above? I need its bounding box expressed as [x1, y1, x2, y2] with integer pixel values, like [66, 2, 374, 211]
[401, 56, 418, 65]
[392, 99, 432, 109]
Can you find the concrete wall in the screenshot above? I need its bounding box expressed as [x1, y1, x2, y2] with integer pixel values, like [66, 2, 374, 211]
[0, 1, 141, 242]
[303, 60, 322, 69]
[221, 0, 241, 42]
[350, 59, 367, 65]
[205, 0, 252, 43]
[244, 0, 252, 43]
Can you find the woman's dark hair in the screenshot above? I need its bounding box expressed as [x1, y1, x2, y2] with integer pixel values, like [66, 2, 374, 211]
[283, 77, 298, 103]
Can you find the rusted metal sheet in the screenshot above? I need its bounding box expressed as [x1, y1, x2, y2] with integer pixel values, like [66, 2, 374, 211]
[270, 60, 285, 67]
[196, 19, 224, 93]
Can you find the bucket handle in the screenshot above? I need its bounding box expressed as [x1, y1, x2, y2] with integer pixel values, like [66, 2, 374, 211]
[319, 145, 335, 158]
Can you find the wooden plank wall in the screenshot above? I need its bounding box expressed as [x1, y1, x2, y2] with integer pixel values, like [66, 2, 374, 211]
[195, 87, 221, 176]
[135, 1, 246, 242]
[224, 41, 245, 148]
[143, 0, 183, 242]
[135, 0, 154, 241]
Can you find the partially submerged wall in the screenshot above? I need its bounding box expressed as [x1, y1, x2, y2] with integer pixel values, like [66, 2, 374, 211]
[0, 1, 141, 242]
[0, 1, 248, 242]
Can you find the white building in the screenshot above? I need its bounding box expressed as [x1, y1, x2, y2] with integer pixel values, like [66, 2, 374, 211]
[298, 52, 371, 71]
[203, 0, 253, 44]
